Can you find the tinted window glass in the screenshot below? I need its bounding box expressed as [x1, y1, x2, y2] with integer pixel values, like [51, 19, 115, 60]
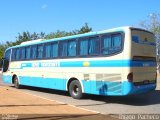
[89, 37, 99, 55]
[5, 49, 11, 61]
[79, 39, 88, 56]
[11, 49, 16, 61]
[31, 45, 37, 59]
[102, 33, 122, 55]
[15, 48, 20, 60]
[112, 34, 122, 51]
[26, 46, 31, 59]
[68, 40, 76, 56]
[102, 36, 112, 55]
[21, 47, 26, 59]
[51, 43, 58, 58]
[37, 44, 43, 59]
[59, 41, 67, 57]
[44, 44, 51, 58]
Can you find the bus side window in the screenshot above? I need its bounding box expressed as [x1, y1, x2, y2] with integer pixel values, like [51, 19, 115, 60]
[15, 48, 20, 60]
[31, 45, 37, 59]
[59, 41, 67, 57]
[79, 38, 89, 56]
[11, 49, 16, 61]
[102, 35, 112, 55]
[44, 43, 51, 58]
[37, 44, 43, 59]
[112, 34, 122, 52]
[21, 47, 26, 60]
[5, 49, 11, 61]
[51, 43, 58, 58]
[102, 34, 122, 55]
[89, 37, 99, 55]
[68, 40, 76, 57]
[26, 46, 31, 59]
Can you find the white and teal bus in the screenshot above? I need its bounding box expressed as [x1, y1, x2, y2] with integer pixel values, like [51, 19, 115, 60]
[1, 26, 157, 99]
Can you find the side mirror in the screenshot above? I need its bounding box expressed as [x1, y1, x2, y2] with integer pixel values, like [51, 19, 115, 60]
[1, 58, 9, 72]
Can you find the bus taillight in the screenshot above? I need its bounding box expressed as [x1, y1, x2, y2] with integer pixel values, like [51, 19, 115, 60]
[127, 72, 133, 82]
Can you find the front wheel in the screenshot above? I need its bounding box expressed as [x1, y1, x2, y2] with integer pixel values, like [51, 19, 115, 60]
[69, 80, 83, 99]
[13, 76, 21, 89]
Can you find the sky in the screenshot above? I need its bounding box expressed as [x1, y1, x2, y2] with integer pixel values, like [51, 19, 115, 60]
[0, 0, 160, 43]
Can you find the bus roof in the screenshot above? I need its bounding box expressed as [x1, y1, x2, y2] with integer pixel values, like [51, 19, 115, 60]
[7, 26, 152, 49]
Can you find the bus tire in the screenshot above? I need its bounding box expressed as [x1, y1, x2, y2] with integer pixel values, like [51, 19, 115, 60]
[69, 80, 83, 99]
[13, 76, 21, 89]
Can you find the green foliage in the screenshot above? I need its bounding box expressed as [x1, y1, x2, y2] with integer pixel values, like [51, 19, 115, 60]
[0, 23, 92, 59]
[45, 23, 92, 39]
[0, 48, 4, 59]
[140, 13, 160, 45]
[0, 44, 6, 58]
[78, 23, 92, 34]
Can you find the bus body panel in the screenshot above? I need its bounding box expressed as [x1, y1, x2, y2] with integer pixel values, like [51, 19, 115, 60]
[2, 26, 157, 97]
[131, 29, 156, 85]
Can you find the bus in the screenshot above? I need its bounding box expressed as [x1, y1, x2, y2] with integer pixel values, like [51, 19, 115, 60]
[1, 26, 157, 99]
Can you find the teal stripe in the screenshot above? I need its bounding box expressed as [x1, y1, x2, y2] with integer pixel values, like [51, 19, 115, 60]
[18, 60, 156, 68]
[2, 75, 156, 96]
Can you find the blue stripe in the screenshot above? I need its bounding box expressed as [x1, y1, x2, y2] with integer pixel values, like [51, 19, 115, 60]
[62, 60, 156, 67]
[17, 60, 156, 69]
[2, 75, 156, 96]
[61, 60, 156, 67]
[2, 75, 12, 83]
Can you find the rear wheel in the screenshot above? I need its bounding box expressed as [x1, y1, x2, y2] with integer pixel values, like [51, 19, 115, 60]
[69, 80, 83, 99]
[13, 76, 21, 89]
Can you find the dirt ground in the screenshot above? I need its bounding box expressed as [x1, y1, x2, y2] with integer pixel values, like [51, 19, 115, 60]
[0, 86, 118, 120]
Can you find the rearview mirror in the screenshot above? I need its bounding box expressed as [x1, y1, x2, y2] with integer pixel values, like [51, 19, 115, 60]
[1, 58, 9, 72]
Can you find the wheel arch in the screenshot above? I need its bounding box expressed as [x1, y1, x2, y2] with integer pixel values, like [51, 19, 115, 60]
[66, 77, 84, 93]
[12, 74, 20, 84]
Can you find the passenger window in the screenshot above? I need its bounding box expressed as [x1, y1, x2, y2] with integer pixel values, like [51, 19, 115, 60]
[11, 49, 16, 61]
[51, 43, 58, 58]
[102, 36, 112, 55]
[15, 48, 20, 60]
[79, 39, 89, 56]
[68, 40, 76, 57]
[5, 49, 11, 61]
[89, 37, 99, 55]
[102, 34, 122, 55]
[44, 44, 51, 58]
[21, 47, 26, 60]
[112, 34, 122, 51]
[26, 46, 31, 59]
[31, 45, 37, 59]
[37, 44, 43, 59]
[59, 41, 67, 57]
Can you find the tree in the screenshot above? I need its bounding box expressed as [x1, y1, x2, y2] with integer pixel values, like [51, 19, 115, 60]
[140, 13, 160, 42]
[0, 23, 92, 58]
[0, 47, 4, 58]
[77, 23, 92, 34]
[140, 13, 160, 55]
[45, 23, 92, 39]
[0, 43, 6, 58]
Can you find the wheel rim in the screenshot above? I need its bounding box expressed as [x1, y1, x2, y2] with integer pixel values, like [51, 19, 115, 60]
[14, 78, 18, 87]
[72, 85, 79, 96]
